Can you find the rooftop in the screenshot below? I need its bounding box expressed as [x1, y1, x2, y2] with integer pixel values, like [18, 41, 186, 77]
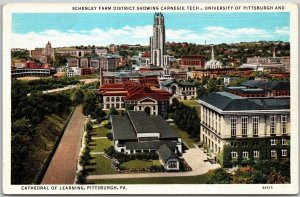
[157, 144, 179, 163]
[241, 80, 290, 91]
[111, 111, 179, 140]
[200, 91, 290, 111]
[161, 79, 195, 87]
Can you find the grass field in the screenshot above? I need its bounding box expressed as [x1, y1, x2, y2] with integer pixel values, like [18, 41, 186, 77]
[179, 99, 201, 115]
[179, 99, 200, 106]
[91, 127, 110, 138]
[86, 155, 116, 175]
[89, 138, 113, 152]
[170, 124, 198, 149]
[86, 170, 213, 184]
[120, 160, 161, 169]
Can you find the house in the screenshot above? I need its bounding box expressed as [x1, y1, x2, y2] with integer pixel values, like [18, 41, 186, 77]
[160, 79, 197, 100]
[199, 91, 290, 167]
[156, 144, 180, 171]
[111, 111, 182, 170]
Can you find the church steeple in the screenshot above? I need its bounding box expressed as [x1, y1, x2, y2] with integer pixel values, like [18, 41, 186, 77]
[211, 44, 215, 61]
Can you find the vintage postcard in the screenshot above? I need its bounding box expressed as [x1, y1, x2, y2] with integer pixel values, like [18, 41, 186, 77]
[2, 2, 299, 195]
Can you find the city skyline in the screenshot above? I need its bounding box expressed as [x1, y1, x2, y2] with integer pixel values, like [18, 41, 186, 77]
[12, 12, 290, 49]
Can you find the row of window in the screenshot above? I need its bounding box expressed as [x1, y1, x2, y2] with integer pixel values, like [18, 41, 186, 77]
[105, 103, 125, 109]
[230, 115, 287, 137]
[105, 97, 124, 102]
[202, 106, 222, 133]
[231, 149, 288, 159]
[230, 139, 288, 147]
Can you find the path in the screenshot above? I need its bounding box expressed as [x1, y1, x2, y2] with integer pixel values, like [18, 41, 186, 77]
[87, 147, 220, 180]
[42, 105, 86, 184]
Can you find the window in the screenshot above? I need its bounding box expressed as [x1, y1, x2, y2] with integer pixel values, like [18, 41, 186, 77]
[230, 116, 237, 137]
[242, 142, 248, 147]
[271, 150, 277, 158]
[253, 150, 259, 158]
[111, 97, 115, 102]
[241, 116, 248, 136]
[282, 138, 287, 145]
[106, 97, 110, 102]
[230, 142, 237, 147]
[168, 161, 177, 168]
[231, 151, 237, 159]
[252, 116, 259, 136]
[270, 115, 276, 134]
[116, 97, 120, 102]
[242, 151, 249, 159]
[271, 139, 276, 145]
[281, 115, 287, 134]
[281, 149, 287, 157]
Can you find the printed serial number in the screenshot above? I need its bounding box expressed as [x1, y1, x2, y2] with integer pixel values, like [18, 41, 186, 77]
[262, 186, 273, 189]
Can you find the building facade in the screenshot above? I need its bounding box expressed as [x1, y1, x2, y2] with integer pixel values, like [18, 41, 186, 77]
[180, 55, 205, 70]
[204, 45, 222, 69]
[99, 82, 172, 118]
[111, 111, 181, 171]
[150, 13, 168, 67]
[160, 79, 197, 100]
[199, 91, 290, 167]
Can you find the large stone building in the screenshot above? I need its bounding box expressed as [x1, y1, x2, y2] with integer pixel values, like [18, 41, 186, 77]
[226, 80, 290, 98]
[160, 79, 197, 100]
[67, 55, 121, 71]
[150, 13, 169, 68]
[111, 110, 181, 171]
[30, 41, 55, 64]
[99, 82, 172, 118]
[199, 91, 290, 167]
[180, 55, 205, 70]
[191, 68, 254, 80]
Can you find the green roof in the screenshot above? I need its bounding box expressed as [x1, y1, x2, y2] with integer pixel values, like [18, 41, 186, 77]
[200, 92, 290, 111]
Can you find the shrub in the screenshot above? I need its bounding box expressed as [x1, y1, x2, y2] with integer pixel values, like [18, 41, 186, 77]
[207, 168, 233, 184]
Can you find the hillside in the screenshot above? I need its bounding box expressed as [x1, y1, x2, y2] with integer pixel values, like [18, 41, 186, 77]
[13, 110, 71, 184]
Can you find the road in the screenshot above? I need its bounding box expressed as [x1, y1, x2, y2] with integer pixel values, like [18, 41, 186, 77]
[42, 105, 85, 184]
[87, 146, 220, 180]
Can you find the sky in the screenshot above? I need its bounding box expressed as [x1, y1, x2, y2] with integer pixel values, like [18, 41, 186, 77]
[12, 12, 290, 49]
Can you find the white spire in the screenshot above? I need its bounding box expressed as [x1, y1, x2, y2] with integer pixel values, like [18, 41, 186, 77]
[211, 44, 215, 61]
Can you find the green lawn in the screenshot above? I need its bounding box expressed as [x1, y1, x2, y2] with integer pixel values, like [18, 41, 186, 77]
[179, 100, 201, 115]
[86, 170, 213, 184]
[86, 155, 116, 175]
[170, 124, 197, 149]
[89, 138, 113, 152]
[91, 127, 110, 138]
[120, 160, 161, 169]
[102, 120, 109, 125]
[179, 100, 200, 106]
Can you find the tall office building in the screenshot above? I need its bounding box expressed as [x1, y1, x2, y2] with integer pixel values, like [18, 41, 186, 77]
[150, 13, 168, 67]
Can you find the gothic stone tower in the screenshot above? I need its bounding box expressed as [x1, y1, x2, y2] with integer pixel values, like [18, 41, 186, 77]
[150, 13, 166, 67]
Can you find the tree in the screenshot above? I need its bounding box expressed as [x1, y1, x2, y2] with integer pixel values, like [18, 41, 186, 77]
[109, 107, 118, 116]
[232, 166, 256, 184]
[207, 168, 233, 184]
[71, 89, 84, 105]
[267, 170, 289, 184]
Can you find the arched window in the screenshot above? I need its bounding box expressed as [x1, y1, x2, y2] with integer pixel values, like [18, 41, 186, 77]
[106, 97, 110, 102]
[116, 97, 120, 102]
[111, 97, 115, 102]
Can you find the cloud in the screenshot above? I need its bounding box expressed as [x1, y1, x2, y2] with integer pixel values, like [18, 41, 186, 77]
[274, 26, 289, 36]
[11, 25, 289, 49]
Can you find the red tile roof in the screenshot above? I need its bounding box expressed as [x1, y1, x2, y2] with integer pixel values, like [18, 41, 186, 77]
[99, 82, 171, 101]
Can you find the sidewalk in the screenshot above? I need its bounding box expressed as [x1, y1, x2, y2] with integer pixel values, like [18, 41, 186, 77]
[87, 147, 220, 180]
